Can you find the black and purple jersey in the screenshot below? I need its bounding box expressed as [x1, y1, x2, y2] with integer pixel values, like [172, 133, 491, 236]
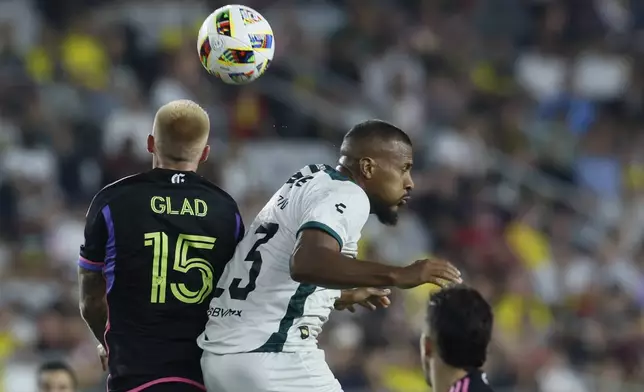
[79, 168, 243, 392]
[449, 370, 495, 392]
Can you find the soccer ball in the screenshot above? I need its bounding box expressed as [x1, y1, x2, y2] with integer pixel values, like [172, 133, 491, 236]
[197, 5, 275, 85]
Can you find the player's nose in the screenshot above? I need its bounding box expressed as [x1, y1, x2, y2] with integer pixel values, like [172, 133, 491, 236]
[404, 175, 414, 192]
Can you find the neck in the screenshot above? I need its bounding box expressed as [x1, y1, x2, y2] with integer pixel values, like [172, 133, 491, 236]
[434, 364, 469, 392]
[153, 160, 198, 172]
[335, 162, 358, 184]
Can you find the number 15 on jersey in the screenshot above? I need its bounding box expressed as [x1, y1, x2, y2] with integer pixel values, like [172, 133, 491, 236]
[144, 232, 216, 304]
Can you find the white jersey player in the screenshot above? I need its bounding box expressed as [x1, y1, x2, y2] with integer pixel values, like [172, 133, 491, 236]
[199, 120, 462, 392]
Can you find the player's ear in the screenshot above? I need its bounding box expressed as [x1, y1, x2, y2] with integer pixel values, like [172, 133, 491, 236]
[425, 338, 432, 356]
[420, 333, 433, 357]
[147, 134, 155, 154]
[359, 157, 376, 180]
[199, 145, 211, 163]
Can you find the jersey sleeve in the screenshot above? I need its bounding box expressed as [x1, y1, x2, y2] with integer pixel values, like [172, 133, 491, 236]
[296, 181, 370, 249]
[78, 198, 109, 271]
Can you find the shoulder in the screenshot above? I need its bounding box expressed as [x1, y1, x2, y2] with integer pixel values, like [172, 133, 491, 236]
[307, 166, 368, 203]
[86, 173, 144, 217]
[193, 175, 239, 209]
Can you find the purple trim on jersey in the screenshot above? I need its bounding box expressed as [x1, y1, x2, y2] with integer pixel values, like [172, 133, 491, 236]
[127, 377, 206, 391]
[101, 205, 117, 294]
[78, 256, 104, 271]
[235, 213, 242, 241]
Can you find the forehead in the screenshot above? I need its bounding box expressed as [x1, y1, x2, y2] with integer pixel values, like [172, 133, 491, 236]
[379, 141, 413, 164]
[40, 370, 73, 384]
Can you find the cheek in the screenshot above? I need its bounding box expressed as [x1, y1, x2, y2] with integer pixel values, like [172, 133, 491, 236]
[381, 174, 404, 200]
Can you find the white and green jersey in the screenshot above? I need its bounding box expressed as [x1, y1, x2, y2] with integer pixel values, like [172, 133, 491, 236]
[198, 164, 370, 354]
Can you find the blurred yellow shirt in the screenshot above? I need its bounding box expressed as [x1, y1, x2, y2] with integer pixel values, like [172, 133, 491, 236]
[25, 47, 54, 83]
[61, 33, 108, 89]
[0, 332, 16, 362]
[494, 293, 552, 336]
[505, 221, 551, 270]
[0, 332, 18, 392]
[382, 366, 429, 392]
[160, 27, 183, 51]
[470, 62, 514, 95]
[625, 164, 644, 191]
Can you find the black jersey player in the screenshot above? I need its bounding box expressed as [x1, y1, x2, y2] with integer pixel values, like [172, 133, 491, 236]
[78, 100, 244, 392]
[420, 285, 495, 392]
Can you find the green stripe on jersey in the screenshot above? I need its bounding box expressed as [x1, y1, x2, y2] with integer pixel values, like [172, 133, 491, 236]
[322, 165, 353, 182]
[297, 221, 343, 249]
[252, 283, 317, 352]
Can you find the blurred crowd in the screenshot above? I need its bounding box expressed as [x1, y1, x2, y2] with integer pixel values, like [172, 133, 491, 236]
[1, 0, 644, 391]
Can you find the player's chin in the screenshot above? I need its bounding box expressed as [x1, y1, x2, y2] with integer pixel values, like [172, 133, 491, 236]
[375, 207, 399, 226]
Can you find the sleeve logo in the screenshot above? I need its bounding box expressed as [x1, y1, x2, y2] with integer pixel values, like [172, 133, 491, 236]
[335, 203, 346, 214]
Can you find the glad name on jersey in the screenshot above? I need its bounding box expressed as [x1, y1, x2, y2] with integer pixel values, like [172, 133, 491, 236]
[150, 196, 208, 217]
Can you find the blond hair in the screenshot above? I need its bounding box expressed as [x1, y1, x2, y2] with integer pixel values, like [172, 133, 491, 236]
[152, 100, 210, 162]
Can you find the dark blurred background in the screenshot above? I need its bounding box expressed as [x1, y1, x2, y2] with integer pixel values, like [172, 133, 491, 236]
[1, 0, 644, 391]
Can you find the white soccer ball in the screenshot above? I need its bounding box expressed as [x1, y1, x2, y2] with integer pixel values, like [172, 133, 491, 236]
[197, 4, 275, 85]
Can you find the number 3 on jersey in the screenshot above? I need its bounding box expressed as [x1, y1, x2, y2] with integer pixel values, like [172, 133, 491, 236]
[144, 232, 216, 304]
[214, 223, 279, 300]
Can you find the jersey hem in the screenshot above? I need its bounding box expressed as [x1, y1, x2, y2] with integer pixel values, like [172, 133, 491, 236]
[296, 221, 343, 249]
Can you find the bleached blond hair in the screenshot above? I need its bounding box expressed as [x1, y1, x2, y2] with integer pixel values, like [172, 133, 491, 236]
[152, 100, 210, 162]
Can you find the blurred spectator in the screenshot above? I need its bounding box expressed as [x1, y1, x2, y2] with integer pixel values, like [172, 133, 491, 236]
[37, 361, 77, 392]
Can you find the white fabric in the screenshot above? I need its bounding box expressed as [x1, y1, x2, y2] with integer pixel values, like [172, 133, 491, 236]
[201, 350, 343, 392]
[199, 164, 369, 354]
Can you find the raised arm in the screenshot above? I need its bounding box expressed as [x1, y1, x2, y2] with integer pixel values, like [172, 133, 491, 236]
[290, 229, 401, 288]
[289, 182, 460, 289]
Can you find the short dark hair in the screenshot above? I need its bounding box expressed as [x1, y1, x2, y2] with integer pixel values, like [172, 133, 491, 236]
[427, 285, 493, 369]
[38, 361, 77, 387]
[342, 119, 411, 148]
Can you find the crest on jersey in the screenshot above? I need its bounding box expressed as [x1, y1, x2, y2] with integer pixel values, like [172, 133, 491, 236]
[299, 326, 310, 340]
[171, 173, 185, 184]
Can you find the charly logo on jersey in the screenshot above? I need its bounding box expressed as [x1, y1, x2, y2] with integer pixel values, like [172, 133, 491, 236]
[171, 173, 185, 184]
[335, 203, 346, 214]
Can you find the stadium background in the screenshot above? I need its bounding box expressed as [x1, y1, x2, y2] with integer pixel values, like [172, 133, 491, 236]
[1, 0, 643, 390]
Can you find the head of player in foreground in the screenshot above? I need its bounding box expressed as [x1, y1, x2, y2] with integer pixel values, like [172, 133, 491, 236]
[420, 285, 493, 392]
[337, 119, 413, 225]
[147, 99, 211, 172]
[37, 361, 77, 392]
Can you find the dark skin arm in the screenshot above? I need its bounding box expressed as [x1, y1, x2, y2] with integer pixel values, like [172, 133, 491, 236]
[290, 230, 461, 289]
[291, 230, 402, 288]
[78, 267, 108, 347]
[335, 287, 391, 312]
